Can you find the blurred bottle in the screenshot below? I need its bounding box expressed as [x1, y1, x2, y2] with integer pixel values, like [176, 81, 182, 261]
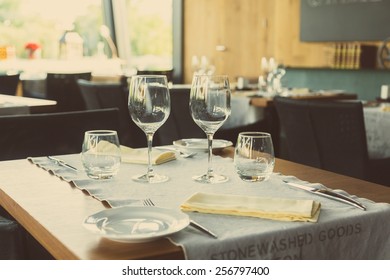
[59, 26, 84, 60]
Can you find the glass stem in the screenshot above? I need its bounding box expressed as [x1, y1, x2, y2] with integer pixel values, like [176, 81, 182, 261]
[207, 132, 214, 178]
[146, 132, 154, 178]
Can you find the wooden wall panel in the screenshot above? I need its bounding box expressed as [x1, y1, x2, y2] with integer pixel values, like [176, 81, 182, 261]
[184, 0, 274, 83]
[273, 0, 327, 68]
[183, 0, 379, 83]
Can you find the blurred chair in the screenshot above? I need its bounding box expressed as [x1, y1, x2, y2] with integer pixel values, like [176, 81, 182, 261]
[273, 97, 321, 168]
[274, 96, 390, 186]
[0, 108, 121, 161]
[77, 79, 145, 148]
[46, 72, 91, 112]
[157, 86, 204, 145]
[215, 119, 270, 146]
[0, 209, 26, 259]
[21, 75, 47, 99]
[0, 72, 20, 95]
[136, 69, 174, 83]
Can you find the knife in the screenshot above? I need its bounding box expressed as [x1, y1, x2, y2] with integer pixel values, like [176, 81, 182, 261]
[284, 181, 366, 211]
[189, 220, 218, 239]
[47, 156, 78, 172]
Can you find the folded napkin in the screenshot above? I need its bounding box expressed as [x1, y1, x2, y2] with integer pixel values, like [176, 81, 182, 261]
[381, 104, 390, 112]
[181, 192, 321, 223]
[120, 145, 176, 165]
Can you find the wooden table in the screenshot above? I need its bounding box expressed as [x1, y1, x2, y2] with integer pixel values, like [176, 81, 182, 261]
[0, 94, 57, 114]
[1, 149, 389, 260]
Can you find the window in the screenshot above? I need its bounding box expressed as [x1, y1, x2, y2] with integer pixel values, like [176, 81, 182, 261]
[0, 0, 182, 82]
[0, 0, 104, 59]
[112, 0, 182, 82]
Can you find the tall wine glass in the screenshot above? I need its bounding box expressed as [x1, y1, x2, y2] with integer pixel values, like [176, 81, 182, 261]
[128, 75, 171, 183]
[190, 74, 231, 184]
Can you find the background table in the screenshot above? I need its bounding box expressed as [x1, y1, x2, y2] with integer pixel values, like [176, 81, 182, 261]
[0, 94, 57, 114]
[363, 105, 390, 159]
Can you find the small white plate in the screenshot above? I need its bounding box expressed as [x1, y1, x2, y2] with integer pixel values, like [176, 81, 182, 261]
[84, 206, 190, 243]
[173, 138, 233, 152]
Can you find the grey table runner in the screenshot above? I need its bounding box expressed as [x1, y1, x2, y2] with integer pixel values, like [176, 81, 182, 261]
[29, 153, 390, 260]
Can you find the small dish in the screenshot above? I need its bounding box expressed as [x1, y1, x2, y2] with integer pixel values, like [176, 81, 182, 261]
[84, 206, 190, 243]
[173, 138, 233, 153]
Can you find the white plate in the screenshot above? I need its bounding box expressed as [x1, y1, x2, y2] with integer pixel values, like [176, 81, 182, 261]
[84, 206, 190, 243]
[173, 138, 233, 152]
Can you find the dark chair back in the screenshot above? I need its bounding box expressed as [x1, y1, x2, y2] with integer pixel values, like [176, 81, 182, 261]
[273, 96, 321, 168]
[0, 72, 20, 95]
[157, 86, 204, 145]
[22, 77, 47, 99]
[46, 72, 91, 112]
[77, 79, 145, 148]
[215, 119, 270, 146]
[0, 213, 25, 259]
[136, 69, 174, 83]
[0, 108, 121, 161]
[309, 100, 370, 179]
[274, 96, 370, 180]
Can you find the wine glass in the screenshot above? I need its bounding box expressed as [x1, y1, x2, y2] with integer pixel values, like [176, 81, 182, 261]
[128, 75, 171, 183]
[190, 74, 231, 184]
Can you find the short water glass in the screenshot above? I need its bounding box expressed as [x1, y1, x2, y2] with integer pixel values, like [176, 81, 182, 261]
[81, 130, 121, 179]
[234, 132, 275, 182]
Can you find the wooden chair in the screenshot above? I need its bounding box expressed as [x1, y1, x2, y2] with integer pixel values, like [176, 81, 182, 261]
[0, 72, 20, 95]
[274, 96, 390, 186]
[77, 79, 146, 148]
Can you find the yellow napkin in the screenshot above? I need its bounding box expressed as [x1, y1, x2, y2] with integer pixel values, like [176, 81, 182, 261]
[181, 192, 321, 223]
[381, 104, 390, 112]
[120, 145, 176, 165]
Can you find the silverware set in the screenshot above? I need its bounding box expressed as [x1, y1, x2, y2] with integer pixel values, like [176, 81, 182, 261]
[283, 180, 366, 211]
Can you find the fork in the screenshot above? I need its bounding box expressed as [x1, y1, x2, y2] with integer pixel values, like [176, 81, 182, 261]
[143, 199, 218, 239]
[47, 156, 78, 172]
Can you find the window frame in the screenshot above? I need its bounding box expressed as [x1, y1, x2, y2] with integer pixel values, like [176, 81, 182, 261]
[107, 0, 183, 83]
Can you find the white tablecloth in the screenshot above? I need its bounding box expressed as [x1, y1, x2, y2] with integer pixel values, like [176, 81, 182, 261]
[29, 152, 390, 260]
[222, 95, 264, 129]
[363, 106, 390, 159]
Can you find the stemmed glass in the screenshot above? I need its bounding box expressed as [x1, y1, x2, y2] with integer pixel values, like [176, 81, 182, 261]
[128, 75, 171, 183]
[190, 74, 231, 184]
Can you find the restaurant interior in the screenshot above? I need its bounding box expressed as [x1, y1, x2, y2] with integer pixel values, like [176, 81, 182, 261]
[1, 0, 390, 261]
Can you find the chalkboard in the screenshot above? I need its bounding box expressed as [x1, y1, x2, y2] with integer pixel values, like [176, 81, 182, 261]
[300, 0, 390, 42]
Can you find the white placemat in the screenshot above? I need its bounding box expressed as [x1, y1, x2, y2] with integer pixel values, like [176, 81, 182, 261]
[29, 152, 390, 260]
